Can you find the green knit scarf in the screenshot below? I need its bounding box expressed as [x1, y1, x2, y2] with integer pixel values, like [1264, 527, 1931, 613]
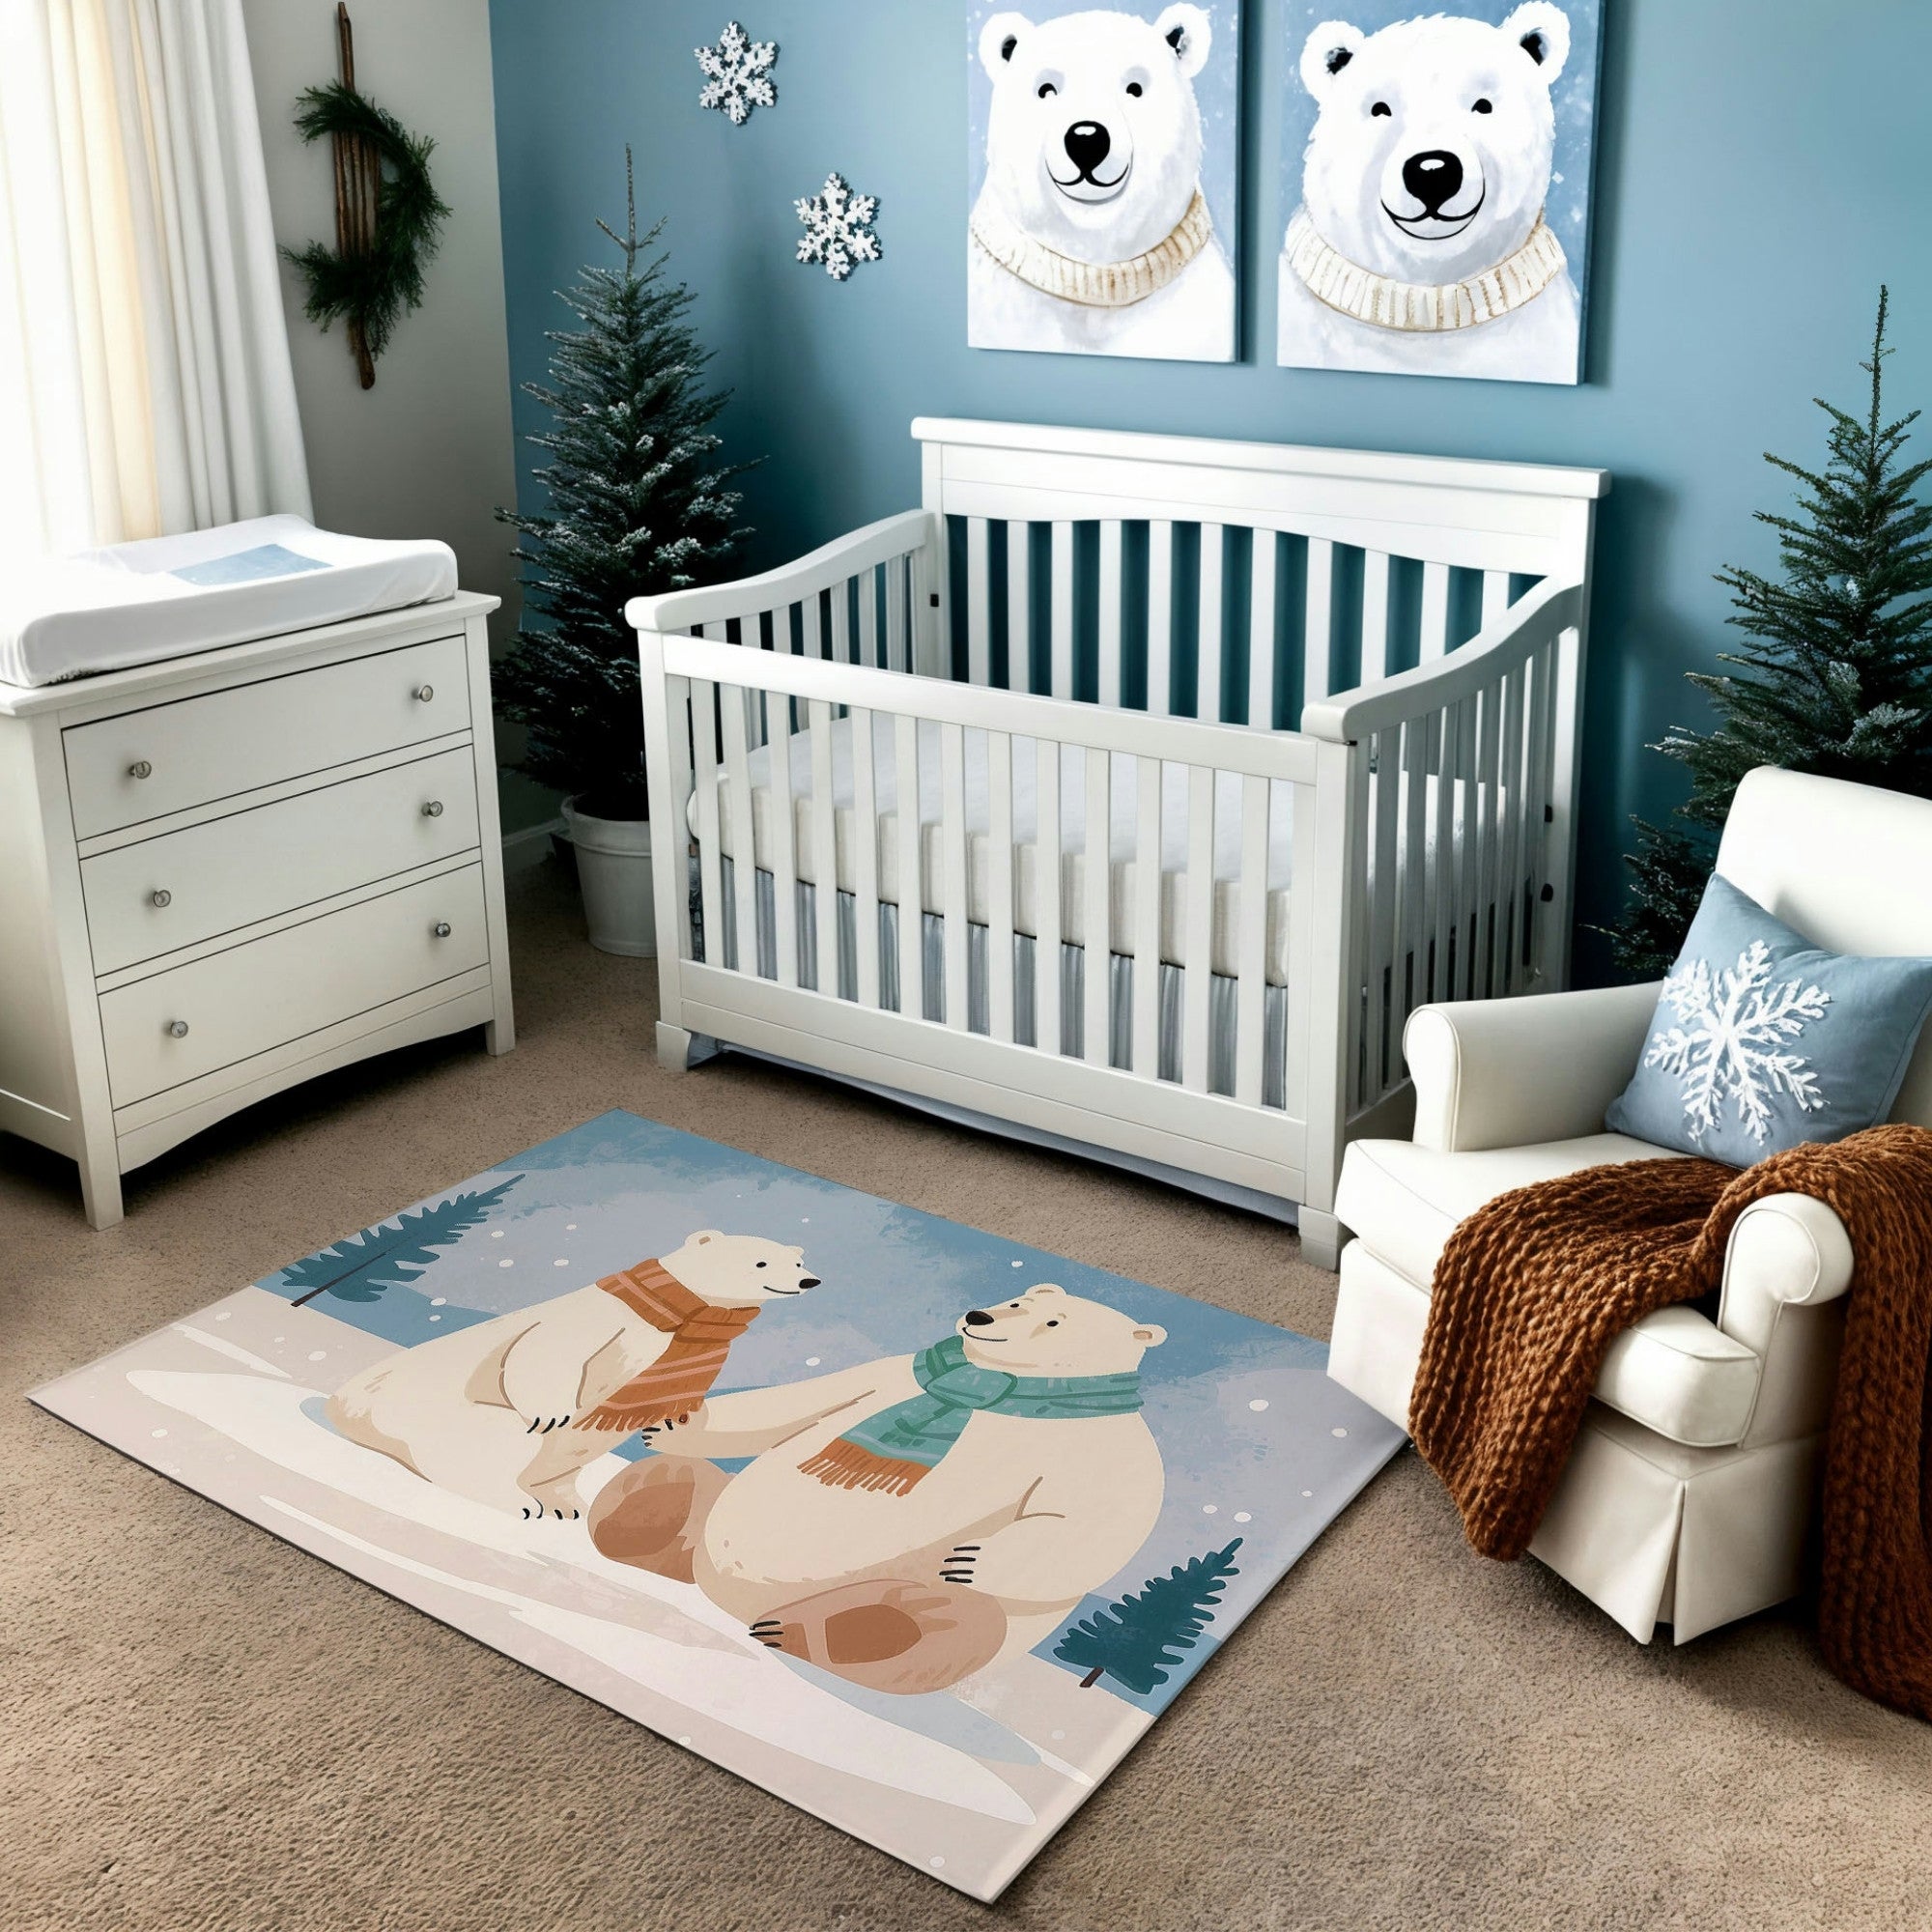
[797, 1333, 1144, 1495]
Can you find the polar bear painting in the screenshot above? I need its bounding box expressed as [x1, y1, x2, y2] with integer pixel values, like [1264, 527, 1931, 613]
[969, 4, 1238, 362]
[1276, 1, 1601, 384]
[586, 1282, 1168, 1693]
[327, 1230, 821, 1520]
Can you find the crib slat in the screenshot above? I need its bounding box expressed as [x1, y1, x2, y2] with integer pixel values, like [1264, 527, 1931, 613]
[1051, 521, 1075, 700]
[886, 555, 908, 673]
[1304, 538, 1333, 705]
[1148, 520, 1174, 716]
[1369, 726, 1400, 1094]
[691, 681, 723, 969]
[722, 682, 759, 979]
[809, 698, 838, 997]
[1082, 747, 1110, 1065]
[1361, 551, 1391, 686]
[1181, 764, 1215, 1091]
[1481, 569, 1511, 631]
[1348, 745, 1375, 1107]
[1098, 521, 1124, 711]
[1400, 712, 1428, 1041]
[895, 713, 923, 1016]
[1007, 523, 1032, 694]
[1525, 638, 1556, 977]
[801, 591, 823, 665]
[1497, 661, 1528, 992]
[1131, 755, 1162, 1080]
[941, 722, 970, 1030]
[1420, 561, 1451, 662]
[665, 674, 696, 962]
[1036, 738, 1062, 1054]
[1234, 775, 1269, 1109]
[852, 706, 882, 1009]
[1282, 780, 1318, 1122]
[767, 705, 802, 989]
[1475, 679, 1501, 997]
[1197, 522, 1225, 723]
[859, 564, 880, 670]
[988, 729, 1016, 1043]
[1435, 699, 1462, 1002]
[1249, 530, 1278, 729]
[831, 579, 853, 666]
[966, 518, 991, 688]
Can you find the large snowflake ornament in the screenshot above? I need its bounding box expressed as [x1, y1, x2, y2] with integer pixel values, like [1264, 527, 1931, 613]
[1642, 941, 1833, 1145]
[696, 21, 778, 126]
[795, 172, 881, 281]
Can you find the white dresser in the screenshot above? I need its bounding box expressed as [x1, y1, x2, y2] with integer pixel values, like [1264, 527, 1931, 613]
[0, 593, 514, 1229]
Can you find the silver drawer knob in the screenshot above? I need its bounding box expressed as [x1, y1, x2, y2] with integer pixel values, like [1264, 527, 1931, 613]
[151, 889, 172, 908]
[128, 760, 153, 781]
[432, 921, 452, 938]
[166, 1019, 189, 1038]
[414, 683, 435, 703]
[421, 800, 444, 817]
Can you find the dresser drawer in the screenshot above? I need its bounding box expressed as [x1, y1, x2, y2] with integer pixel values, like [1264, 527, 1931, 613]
[99, 866, 489, 1107]
[81, 748, 481, 976]
[64, 636, 470, 838]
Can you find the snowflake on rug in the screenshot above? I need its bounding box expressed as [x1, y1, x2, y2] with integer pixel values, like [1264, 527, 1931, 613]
[1642, 940, 1833, 1145]
[696, 21, 778, 125]
[796, 172, 881, 281]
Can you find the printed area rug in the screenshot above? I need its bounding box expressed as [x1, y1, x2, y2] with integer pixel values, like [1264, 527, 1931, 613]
[34, 1111, 1403, 1901]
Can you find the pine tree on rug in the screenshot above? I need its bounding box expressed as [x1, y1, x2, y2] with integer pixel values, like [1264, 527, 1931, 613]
[1053, 1539, 1243, 1693]
[280, 1177, 523, 1308]
[496, 150, 755, 822]
[1611, 289, 1932, 977]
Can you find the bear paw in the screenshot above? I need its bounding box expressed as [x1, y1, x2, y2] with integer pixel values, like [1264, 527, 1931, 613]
[749, 1578, 1008, 1693]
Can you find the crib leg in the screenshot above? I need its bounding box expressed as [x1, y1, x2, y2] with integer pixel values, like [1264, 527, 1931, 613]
[1297, 1208, 1348, 1273]
[657, 1023, 696, 1072]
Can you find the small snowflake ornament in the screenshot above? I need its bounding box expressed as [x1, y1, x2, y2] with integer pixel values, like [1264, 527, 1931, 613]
[1643, 939, 1833, 1146]
[795, 172, 881, 281]
[696, 21, 778, 126]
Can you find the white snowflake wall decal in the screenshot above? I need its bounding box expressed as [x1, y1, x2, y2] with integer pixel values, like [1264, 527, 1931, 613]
[1642, 940, 1833, 1145]
[795, 173, 881, 281]
[696, 21, 778, 126]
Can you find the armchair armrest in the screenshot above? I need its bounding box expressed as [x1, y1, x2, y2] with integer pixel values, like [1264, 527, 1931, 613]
[1406, 980, 1663, 1153]
[1719, 1192, 1854, 1446]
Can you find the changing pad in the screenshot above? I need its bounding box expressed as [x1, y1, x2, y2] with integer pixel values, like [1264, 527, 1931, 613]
[0, 516, 459, 689]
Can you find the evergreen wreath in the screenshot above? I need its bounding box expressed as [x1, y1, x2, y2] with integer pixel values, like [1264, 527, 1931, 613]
[1608, 289, 1932, 978]
[284, 79, 449, 382]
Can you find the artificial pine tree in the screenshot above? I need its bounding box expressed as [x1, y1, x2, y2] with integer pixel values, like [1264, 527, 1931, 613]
[1612, 290, 1932, 976]
[1053, 1538, 1243, 1693]
[496, 152, 753, 821]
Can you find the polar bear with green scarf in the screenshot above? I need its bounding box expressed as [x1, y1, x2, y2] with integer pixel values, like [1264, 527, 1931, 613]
[587, 1283, 1167, 1693]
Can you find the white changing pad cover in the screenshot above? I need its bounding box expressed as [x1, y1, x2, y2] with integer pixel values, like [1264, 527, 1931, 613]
[0, 516, 458, 689]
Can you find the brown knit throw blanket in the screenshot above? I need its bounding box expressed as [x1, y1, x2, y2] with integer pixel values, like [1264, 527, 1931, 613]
[1410, 1122, 1932, 1719]
[571, 1260, 759, 1434]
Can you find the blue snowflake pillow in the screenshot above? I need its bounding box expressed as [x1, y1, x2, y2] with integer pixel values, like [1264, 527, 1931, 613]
[1605, 872, 1932, 1166]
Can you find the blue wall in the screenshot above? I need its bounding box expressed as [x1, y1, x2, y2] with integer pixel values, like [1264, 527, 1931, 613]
[489, 0, 1932, 981]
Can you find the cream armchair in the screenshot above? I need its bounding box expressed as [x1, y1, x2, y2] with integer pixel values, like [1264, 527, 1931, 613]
[1325, 767, 1932, 1643]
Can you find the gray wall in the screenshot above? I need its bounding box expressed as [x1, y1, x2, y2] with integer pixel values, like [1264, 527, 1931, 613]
[242, 0, 552, 835]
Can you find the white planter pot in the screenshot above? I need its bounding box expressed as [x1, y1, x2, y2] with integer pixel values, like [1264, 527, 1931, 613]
[560, 796, 656, 957]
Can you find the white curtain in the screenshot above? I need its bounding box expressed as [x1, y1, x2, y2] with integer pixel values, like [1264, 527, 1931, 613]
[0, 0, 311, 560]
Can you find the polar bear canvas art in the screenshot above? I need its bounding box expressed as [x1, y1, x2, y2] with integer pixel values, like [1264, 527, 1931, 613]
[586, 1282, 1168, 1693]
[969, 4, 1238, 362]
[327, 1230, 821, 1520]
[1276, 1, 1600, 384]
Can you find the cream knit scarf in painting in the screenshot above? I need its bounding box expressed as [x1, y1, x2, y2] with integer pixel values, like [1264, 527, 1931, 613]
[970, 186, 1214, 309]
[1283, 207, 1568, 332]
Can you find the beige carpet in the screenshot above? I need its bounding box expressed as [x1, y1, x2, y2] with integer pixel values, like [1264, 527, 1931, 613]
[5, 861, 1928, 1932]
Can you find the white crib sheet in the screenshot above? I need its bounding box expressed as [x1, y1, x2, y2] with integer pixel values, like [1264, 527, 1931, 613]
[0, 517, 458, 689]
[691, 711, 1298, 982]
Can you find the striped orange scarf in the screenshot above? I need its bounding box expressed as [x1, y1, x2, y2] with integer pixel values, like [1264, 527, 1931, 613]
[573, 1260, 760, 1434]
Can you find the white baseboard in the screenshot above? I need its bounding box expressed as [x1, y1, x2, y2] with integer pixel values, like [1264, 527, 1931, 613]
[501, 815, 566, 874]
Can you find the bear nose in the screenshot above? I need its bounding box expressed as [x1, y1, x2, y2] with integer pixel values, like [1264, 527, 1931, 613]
[1402, 150, 1464, 216]
[1063, 121, 1111, 177]
[798, 1276, 821, 1290]
[963, 1309, 996, 1326]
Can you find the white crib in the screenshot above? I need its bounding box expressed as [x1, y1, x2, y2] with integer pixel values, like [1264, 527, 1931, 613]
[631, 419, 1606, 1265]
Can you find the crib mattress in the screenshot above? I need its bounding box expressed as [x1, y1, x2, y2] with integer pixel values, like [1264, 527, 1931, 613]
[0, 516, 458, 689]
[690, 711, 1297, 983]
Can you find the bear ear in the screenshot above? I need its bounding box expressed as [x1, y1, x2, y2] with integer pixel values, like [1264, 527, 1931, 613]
[979, 11, 1033, 82]
[1154, 3, 1212, 79]
[1031, 1283, 1065, 1298]
[1131, 1323, 1168, 1349]
[1299, 20, 1366, 99]
[1502, 1, 1571, 84]
[690, 1229, 722, 1246]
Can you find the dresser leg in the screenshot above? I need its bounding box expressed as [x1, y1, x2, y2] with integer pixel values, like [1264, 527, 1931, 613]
[485, 1014, 516, 1057]
[81, 1157, 125, 1233]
